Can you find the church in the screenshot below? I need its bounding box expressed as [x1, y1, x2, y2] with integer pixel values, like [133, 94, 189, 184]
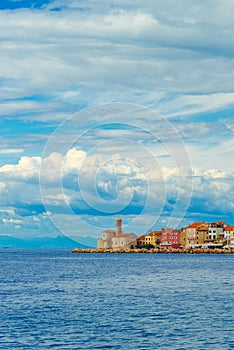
[97, 218, 137, 250]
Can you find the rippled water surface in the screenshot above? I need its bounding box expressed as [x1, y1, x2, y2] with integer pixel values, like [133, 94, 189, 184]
[0, 249, 233, 349]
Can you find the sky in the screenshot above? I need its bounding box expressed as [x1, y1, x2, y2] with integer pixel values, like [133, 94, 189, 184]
[0, 0, 234, 240]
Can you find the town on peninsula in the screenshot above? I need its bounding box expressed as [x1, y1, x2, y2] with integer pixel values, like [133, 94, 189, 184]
[72, 218, 234, 254]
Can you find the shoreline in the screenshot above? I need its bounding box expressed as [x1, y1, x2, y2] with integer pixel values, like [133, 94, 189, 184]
[72, 247, 234, 254]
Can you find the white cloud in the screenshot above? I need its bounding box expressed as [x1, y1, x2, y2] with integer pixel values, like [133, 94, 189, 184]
[0, 148, 24, 154]
[0, 209, 15, 215]
[0, 148, 87, 184]
[164, 93, 234, 118]
[43, 193, 71, 206]
[63, 148, 87, 173]
[0, 156, 41, 181]
[2, 218, 23, 225]
[0, 99, 59, 117]
[0, 6, 234, 98]
[40, 152, 63, 183]
[0, 1, 234, 234]
[193, 167, 233, 179]
[0, 145, 233, 236]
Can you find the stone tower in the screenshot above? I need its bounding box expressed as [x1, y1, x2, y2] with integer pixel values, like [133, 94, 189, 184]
[115, 218, 122, 235]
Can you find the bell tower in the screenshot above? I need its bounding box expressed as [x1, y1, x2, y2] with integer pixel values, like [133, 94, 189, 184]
[115, 218, 122, 235]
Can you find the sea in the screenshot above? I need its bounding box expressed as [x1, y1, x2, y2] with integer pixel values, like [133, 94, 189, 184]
[0, 249, 233, 350]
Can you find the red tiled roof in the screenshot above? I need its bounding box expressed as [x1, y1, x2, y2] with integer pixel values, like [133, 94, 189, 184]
[225, 225, 234, 231]
[211, 221, 226, 225]
[187, 222, 204, 228]
[197, 225, 209, 231]
[137, 235, 146, 240]
[148, 231, 162, 236]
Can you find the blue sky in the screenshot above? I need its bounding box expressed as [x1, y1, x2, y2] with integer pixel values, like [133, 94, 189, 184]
[0, 0, 233, 239]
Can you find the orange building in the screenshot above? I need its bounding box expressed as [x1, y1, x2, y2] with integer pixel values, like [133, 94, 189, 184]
[185, 222, 204, 247]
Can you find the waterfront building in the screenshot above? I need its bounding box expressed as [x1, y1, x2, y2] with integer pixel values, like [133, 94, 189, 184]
[149, 231, 162, 247]
[224, 225, 234, 247]
[143, 232, 155, 246]
[179, 227, 186, 248]
[196, 224, 209, 245]
[137, 235, 146, 247]
[137, 231, 162, 248]
[112, 233, 137, 250]
[208, 221, 227, 242]
[160, 228, 180, 249]
[185, 222, 204, 247]
[97, 229, 115, 249]
[97, 218, 137, 250]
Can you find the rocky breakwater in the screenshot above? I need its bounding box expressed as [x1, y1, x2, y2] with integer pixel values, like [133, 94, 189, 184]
[72, 247, 234, 254]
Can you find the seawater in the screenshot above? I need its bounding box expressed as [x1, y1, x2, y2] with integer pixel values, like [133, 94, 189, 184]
[0, 250, 233, 350]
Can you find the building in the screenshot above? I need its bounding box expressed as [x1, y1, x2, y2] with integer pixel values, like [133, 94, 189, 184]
[97, 218, 137, 250]
[137, 230, 162, 248]
[185, 222, 204, 247]
[149, 230, 162, 247]
[97, 229, 115, 249]
[179, 227, 186, 248]
[208, 222, 226, 242]
[112, 233, 137, 250]
[160, 228, 180, 249]
[196, 224, 209, 245]
[137, 235, 146, 247]
[224, 225, 234, 247]
[115, 218, 123, 234]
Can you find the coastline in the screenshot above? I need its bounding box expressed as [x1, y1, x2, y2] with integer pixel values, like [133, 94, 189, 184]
[72, 247, 234, 254]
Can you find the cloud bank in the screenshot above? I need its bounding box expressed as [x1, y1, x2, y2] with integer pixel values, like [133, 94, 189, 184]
[0, 0, 233, 237]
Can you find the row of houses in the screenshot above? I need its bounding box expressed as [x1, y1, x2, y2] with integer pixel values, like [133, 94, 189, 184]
[97, 218, 234, 250]
[138, 221, 234, 249]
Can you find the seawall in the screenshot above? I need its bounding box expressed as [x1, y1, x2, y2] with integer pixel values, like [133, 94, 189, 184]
[72, 248, 234, 254]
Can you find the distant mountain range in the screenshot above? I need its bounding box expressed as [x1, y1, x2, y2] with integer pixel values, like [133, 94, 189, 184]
[0, 235, 97, 249]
